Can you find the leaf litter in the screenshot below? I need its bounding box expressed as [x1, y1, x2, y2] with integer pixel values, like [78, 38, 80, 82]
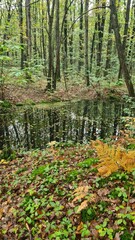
[0, 140, 135, 239]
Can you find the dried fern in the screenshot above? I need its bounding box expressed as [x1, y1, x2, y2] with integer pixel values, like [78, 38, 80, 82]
[92, 140, 135, 177]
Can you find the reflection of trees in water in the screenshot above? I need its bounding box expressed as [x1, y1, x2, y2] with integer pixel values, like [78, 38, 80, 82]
[0, 114, 4, 150]
[0, 100, 129, 150]
[113, 103, 121, 136]
[48, 109, 59, 142]
[24, 110, 30, 150]
[0, 113, 13, 156]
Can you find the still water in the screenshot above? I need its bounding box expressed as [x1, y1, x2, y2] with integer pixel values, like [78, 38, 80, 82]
[0, 100, 134, 150]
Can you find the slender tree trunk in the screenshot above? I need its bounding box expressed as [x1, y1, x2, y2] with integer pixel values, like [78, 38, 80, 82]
[41, 0, 47, 76]
[104, 10, 113, 76]
[46, 0, 55, 91]
[33, 3, 38, 64]
[18, 0, 24, 69]
[25, 0, 32, 80]
[78, 0, 84, 71]
[84, 0, 89, 86]
[90, 21, 97, 73]
[110, 0, 135, 97]
[3, 1, 12, 56]
[128, 0, 135, 74]
[96, 0, 106, 77]
[54, 0, 60, 89]
[25, 0, 32, 61]
[118, 0, 131, 79]
[63, 1, 68, 78]
[69, 5, 74, 68]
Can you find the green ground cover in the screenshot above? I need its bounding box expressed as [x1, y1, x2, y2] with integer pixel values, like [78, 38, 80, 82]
[0, 139, 135, 240]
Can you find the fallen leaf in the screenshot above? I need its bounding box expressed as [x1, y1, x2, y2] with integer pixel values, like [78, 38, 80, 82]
[97, 188, 110, 197]
[76, 200, 88, 213]
[76, 221, 83, 232]
[114, 232, 121, 240]
[73, 185, 89, 202]
[73, 193, 87, 202]
[0, 208, 3, 219]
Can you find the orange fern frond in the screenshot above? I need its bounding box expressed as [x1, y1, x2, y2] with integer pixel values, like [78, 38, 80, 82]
[92, 140, 135, 177]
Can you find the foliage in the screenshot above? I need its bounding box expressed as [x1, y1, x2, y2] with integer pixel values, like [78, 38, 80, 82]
[92, 140, 135, 177]
[0, 139, 135, 239]
[0, 0, 135, 94]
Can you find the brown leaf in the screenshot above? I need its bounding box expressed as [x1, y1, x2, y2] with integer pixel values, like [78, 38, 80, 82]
[73, 193, 87, 202]
[74, 185, 89, 194]
[97, 188, 110, 197]
[129, 198, 135, 204]
[87, 193, 99, 203]
[91, 228, 99, 238]
[73, 185, 89, 202]
[131, 203, 135, 210]
[0, 208, 3, 219]
[76, 200, 88, 213]
[76, 221, 83, 232]
[114, 232, 121, 240]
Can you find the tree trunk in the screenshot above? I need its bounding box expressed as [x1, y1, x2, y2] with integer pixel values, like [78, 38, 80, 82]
[54, 0, 60, 89]
[41, 0, 47, 76]
[69, 4, 74, 68]
[25, 0, 32, 80]
[78, 0, 84, 71]
[46, 0, 55, 91]
[104, 9, 113, 76]
[118, 0, 131, 79]
[63, 0, 68, 78]
[96, 0, 106, 77]
[25, 0, 32, 61]
[90, 21, 97, 73]
[84, 0, 89, 86]
[128, 0, 135, 74]
[18, 0, 24, 69]
[110, 0, 135, 97]
[33, 3, 38, 64]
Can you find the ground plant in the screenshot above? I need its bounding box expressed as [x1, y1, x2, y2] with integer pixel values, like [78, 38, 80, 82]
[0, 126, 135, 239]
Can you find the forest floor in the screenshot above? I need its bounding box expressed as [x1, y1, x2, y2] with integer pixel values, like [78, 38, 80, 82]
[0, 137, 135, 239]
[2, 79, 127, 105]
[0, 80, 135, 239]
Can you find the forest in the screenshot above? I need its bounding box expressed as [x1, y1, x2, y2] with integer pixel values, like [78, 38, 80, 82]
[0, 0, 135, 97]
[0, 0, 135, 239]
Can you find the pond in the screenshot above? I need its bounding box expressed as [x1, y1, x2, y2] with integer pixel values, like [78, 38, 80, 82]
[0, 99, 134, 151]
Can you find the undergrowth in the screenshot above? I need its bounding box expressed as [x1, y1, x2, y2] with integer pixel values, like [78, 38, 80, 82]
[0, 124, 135, 239]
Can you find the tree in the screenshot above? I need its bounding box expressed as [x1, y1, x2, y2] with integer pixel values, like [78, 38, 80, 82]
[118, 0, 131, 79]
[96, 0, 106, 77]
[110, 0, 135, 97]
[18, 0, 24, 69]
[25, 0, 32, 79]
[46, 0, 55, 91]
[84, 0, 89, 86]
[78, 0, 84, 72]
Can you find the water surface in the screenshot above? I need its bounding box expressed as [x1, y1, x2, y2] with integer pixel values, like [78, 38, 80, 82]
[0, 100, 134, 150]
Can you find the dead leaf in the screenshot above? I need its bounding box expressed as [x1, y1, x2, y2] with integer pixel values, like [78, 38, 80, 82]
[97, 188, 110, 197]
[76, 200, 88, 213]
[91, 228, 99, 238]
[73, 185, 89, 194]
[76, 221, 83, 232]
[73, 193, 87, 202]
[73, 185, 89, 202]
[87, 193, 99, 203]
[114, 232, 121, 240]
[131, 203, 135, 210]
[0, 208, 3, 219]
